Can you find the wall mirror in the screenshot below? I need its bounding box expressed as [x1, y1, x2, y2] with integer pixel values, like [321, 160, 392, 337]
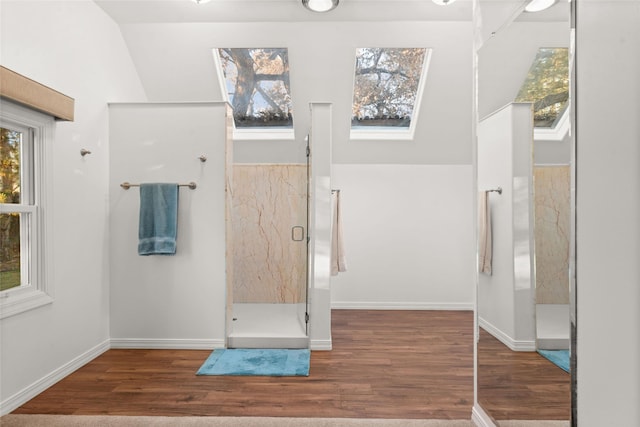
[475, 0, 574, 424]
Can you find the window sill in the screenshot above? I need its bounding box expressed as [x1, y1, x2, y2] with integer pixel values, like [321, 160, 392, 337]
[350, 127, 415, 141]
[233, 128, 295, 141]
[534, 108, 570, 141]
[1, 287, 53, 319]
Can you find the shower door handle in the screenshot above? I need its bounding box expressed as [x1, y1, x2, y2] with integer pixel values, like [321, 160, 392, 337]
[291, 226, 305, 242]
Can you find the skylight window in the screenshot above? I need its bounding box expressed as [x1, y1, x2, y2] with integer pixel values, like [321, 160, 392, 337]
[351, 48, 431, 140]
[515, 48, 569, 129]
[216, 48, 293, 138]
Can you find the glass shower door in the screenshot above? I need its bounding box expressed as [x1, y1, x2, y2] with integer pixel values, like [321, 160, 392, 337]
[228, 144, 310, 349]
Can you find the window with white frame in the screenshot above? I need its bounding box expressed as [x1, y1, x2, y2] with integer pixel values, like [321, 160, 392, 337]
[515, 47, 569, 140]
[350, 47, 431, 140]
[0, 100, 53, 319]
[214, 48, 295, 140]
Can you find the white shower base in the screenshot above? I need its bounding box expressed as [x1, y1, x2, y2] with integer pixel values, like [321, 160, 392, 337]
[228, 303, 309, 349]
[536, 304, 570, 350]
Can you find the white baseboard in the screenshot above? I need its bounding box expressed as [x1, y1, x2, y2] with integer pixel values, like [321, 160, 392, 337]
[472, 404, 498, 427]
[112, 337, 332, 351]
[331, 301, 474, 310]
[310, 338, 332, 351]
[0, 339, 110, 416]
[479, 317, 536, 352]
[110, 338, 224, 350]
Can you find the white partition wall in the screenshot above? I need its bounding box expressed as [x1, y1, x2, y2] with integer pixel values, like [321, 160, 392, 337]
[308, 103, 333, 350]
[109, 102, 229, 349]
[477, 103, 536, 351]
[575, 1, 640, 424]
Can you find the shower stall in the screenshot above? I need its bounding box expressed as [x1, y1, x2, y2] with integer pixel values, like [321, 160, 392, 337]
[226, 140, 311, 349]
[533, 165, 571, 350]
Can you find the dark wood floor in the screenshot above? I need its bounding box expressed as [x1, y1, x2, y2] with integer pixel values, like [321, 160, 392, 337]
[13, 310, 569, 420]
[477, 328, 571, 421]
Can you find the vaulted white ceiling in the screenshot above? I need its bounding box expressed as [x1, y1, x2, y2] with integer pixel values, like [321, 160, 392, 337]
[95, 0, 473, 24]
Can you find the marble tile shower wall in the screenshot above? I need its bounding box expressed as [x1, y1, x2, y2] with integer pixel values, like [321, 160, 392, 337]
[534, 165, 571, 304]
[232, 164, 308, 304]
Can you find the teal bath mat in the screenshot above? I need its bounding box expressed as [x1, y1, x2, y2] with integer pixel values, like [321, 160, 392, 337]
[196, 348, 310, 376]
[537, 349, 570, 373]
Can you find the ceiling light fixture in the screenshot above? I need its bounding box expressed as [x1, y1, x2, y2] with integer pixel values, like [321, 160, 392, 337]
[302, 0, 339, 13]
[432, 0, 457, 5]
[524, 0, 557, 12]
[192, 0, 211, 4]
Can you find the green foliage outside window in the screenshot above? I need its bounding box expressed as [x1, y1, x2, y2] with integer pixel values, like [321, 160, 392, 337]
[1, 127, 22, 291]
[515, 48, 569, 128]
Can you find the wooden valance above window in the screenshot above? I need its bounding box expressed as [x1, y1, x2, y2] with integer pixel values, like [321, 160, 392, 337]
[0, 66, 74, 121]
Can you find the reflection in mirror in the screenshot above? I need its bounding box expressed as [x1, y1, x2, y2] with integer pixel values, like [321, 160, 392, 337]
[514, 47, 569, 129]
[476, 0, 572, 423]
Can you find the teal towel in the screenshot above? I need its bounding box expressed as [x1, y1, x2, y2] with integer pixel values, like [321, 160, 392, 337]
[138, 183, 179, 255]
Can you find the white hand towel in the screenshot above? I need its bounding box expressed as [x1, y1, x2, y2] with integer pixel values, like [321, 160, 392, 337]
[331, 191, 347, 276]
[478, 190, 492, 275]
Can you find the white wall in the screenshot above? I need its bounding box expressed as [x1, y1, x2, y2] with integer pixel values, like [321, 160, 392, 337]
[576, 0, 640, 424]
[478, 21, 569, 120]
[116, 21, 473, 166]
[0, 0, 146, 414]
[534, 137, 571, 165]
[477, 104, 536, 350]
[108, 103, 228, 348]
[330, 164, 475, 310]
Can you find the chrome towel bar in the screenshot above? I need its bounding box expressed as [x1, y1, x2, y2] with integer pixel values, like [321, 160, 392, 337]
[120, 182, 197, 190]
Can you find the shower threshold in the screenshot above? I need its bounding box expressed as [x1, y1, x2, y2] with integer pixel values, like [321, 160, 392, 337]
[228, 303, 309, 349]
[536, 304, 570, 350]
